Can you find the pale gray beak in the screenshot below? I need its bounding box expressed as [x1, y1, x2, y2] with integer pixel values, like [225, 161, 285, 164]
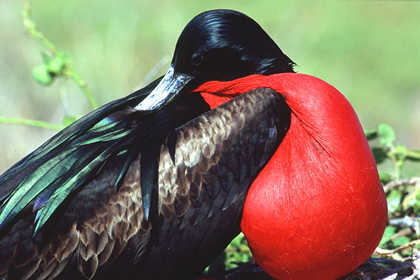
[135, 66, 193, 111]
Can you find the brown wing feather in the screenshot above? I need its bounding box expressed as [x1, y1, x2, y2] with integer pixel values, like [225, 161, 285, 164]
[0, 88, 289, 280]
[128, 88, 289, 279]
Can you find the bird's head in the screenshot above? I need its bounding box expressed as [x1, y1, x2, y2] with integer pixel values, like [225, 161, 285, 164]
[135, 9, 295, 111]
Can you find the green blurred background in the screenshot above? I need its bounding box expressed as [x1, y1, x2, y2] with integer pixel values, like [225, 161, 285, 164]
[0, 1, 418, 174]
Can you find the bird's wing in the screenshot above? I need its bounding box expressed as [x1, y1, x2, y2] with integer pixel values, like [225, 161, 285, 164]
[0, 87, 290, 279]
[134, 87, 290, 278]
[0, 80, 162, 234]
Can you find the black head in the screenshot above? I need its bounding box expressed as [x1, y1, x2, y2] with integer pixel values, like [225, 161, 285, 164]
[173, 9, 295, 83]
[136, 9, 295, 111]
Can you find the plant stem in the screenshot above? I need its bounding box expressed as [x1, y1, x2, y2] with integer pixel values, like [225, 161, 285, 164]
[22, 1, 57, 54]
[0, 117, 64, 130]
[67, 71, 98, 109]
[22, 0, 98, 110]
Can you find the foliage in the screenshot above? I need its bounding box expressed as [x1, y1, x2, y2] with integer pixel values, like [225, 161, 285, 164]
[223, 233, 252, 269]
[368, 124, 420, 260]
[0, 1, 98, 130]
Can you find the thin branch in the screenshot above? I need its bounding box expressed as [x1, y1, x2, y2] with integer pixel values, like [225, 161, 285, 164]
[22, 1, 57, 53]
[384, 177, 420, 193]
[0, 117, 64, 130]
[66, 71, 98, 109]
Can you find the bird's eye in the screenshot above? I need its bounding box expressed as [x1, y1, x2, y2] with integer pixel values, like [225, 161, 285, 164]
[191, 54, 203, 66]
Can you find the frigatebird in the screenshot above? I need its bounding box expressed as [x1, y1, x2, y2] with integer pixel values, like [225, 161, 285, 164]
[0, 9, 387, 280]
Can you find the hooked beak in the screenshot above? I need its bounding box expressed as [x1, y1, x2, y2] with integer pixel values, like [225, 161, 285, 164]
[135, 66, 193, 111]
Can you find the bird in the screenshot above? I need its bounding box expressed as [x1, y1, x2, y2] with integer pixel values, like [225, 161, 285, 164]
[0, 8, 387, 280]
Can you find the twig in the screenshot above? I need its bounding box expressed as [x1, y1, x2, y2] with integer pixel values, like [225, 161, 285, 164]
[0, 117, 64, 130]
[384, 178, 420, 193]
[376, 240, 420, 261]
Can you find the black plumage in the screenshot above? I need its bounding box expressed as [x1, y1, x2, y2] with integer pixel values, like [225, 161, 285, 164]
[0, 9, 294, 279]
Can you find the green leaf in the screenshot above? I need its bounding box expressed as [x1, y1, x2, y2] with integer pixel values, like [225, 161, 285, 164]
[387, 188, 402, 212]
[379, 171, 392, 184]
[393, 236, 411, 248]
[32, 64, 53, 85]
[47, 53, 66, 74]
[402, 187, 420, 209]
[379, 226, 396, 247]
[365, 129, 378, 140]
[407, 149, 420, 162]
[412, 199, 420, 214]
[394, 144, 408, 158]
[378, 123, 395, 148]
[223, 233, 251, 269]
[372, 147, 388, 165]
[41, 51, 52, 64]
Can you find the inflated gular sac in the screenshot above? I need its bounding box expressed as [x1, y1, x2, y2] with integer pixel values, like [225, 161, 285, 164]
[238, 73, 387, 280]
